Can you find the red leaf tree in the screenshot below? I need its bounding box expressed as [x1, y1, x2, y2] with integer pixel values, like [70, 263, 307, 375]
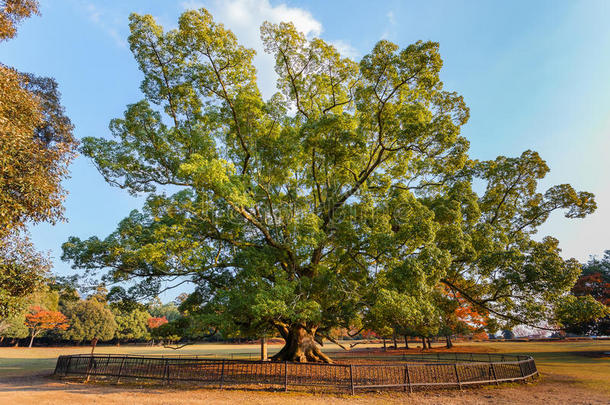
[25, 306, 69, 348]
[147, 316, 168, 329]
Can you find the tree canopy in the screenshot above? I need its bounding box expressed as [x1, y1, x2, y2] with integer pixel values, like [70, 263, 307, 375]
[113, 307, 151, 342]
[559, 252, 610, 335]
[63, 8, 598, 362]
[0, 0, 38, 43]
[62, 299, 117, 342]
[24, 305, 69, 347]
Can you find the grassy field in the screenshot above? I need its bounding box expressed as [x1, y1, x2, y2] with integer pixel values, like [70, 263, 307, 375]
[0, 340, 608, 404]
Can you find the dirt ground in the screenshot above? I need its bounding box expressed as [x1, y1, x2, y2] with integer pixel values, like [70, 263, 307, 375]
[0, 372, 606, 405]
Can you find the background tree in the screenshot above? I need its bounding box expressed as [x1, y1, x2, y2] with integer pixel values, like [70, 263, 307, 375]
[113, 307, 151, 342]
[437, 290, 487, 348]
[147, 316, 168, 329]
[0, 283, 58, 343]
[62, 299, 117, 342]
[1, 0, 76, 319]
[0, 0, 39, 42]
[150, 317, 188, 346]
[63, 8, 596, 362]
[49, 275, 81, 310]
[0, 312, 28, 343]
[556, 295, 608, 335]
[0, 233, 48, 317]
[24, 305, 69, 347]
[558, 253, 610, 335]
[148, 300, 181, 322]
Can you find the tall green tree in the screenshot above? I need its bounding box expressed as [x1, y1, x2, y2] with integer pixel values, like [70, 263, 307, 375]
[62, 8, 596, 362]
[113, 307, 151, 342]
[62, 299, 117, 342]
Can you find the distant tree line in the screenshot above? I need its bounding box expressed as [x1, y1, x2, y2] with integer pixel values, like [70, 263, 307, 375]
[2, 247, 608, 348]
[0, 278, 183, 347]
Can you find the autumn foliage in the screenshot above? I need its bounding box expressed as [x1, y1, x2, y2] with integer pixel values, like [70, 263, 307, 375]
[0, 0, 39, 42]
[572, 272, 610, 306]
[452, 293, 488, 331]
[147, 316, 168, 329]
[24, 306, 69, 347]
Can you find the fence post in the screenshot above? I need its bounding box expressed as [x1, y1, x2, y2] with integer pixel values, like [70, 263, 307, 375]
[220, 360, 225, 389]
[85, 355, 94, 382]
[65, 356, 72, 377]
[491, 363, 499, 385]
[454, 364, 462, 390]
[53, 356, 62, 376]
[164, 359, 170, 385]
[349, 364, 355, 395]
[518, 359, 525, 380]
[404, 364, 412, 393]
[284, 361, 288, 392]
[116, 357, 125, 383]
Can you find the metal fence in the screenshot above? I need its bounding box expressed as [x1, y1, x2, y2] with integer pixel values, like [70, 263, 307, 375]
[53, 353, 538, 394]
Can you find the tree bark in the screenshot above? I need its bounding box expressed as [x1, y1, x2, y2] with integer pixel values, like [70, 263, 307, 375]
[28, 333, 35, 348]
[421, 336, 427, 349]
[427, 337, 432, 349]
[404, 335, 409, 349]
[271, 325, 332, 363]
[446, 336, 453, 349]
[261, 336, 268, 361]
[392, 332, 398, 349]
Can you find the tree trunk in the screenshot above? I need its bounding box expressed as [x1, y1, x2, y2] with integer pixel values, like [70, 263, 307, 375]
[392, 332, 398, 349]
[383, 338, 387, 351]
[404, 335, 409, 349]
[427, 337, 432, 349]
[261, 336, 268, 361]
[271, 325, 332, 363]
[28, 333, 35, 348]
[421, 336, 427, 349]
[446, 336, 453, 349]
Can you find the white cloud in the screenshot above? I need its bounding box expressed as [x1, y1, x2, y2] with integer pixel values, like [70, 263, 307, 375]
[382, 10, 396, 40]
[83, 2, 127, 48]
[181, 0, 326, 98]
[329, 39, 359, 60]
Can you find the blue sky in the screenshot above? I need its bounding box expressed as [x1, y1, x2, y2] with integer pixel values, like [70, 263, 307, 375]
[2, 0, 610, 299]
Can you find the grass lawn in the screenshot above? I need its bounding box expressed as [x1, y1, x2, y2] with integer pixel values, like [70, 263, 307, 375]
[0, 340, 608, 404]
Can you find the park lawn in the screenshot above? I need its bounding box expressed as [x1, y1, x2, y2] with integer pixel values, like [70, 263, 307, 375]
[0, 340, 608, 404]
[471, 340, 610, 395]
[0, 342, 287, 377]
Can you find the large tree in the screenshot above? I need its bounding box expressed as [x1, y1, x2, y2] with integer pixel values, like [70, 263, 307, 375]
[63, 9, 596, 362]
